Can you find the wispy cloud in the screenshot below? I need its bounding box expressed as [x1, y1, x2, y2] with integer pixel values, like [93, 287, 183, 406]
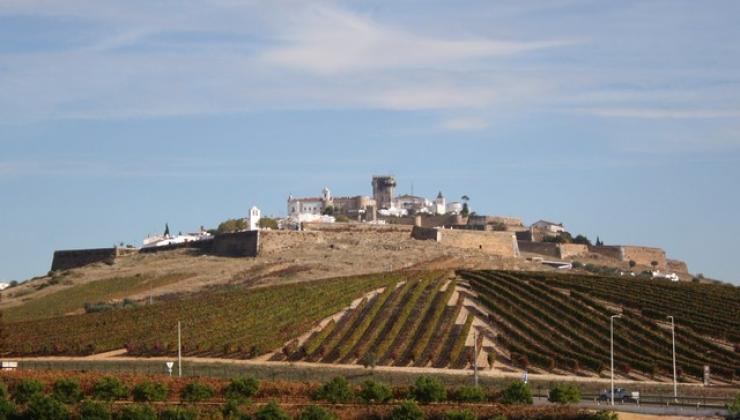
[440, 116, 489, 131]
[573, 107, 740, 119]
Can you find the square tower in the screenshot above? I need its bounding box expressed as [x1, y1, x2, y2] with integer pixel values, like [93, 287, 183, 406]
[372, 175, 396, 210]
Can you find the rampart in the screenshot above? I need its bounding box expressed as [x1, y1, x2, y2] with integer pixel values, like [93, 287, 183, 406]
[410, 226, 441, 241]
[621, 246, 666, 269]
[667, 259, 689, 273]
[516, 241, 559, 258]
[441, 230, 519, 257]
[138, 239, 212, 254]
[211, 231, 260, 257]
[587, 245, 623, 260]
[558, 244, 589, 259]
[51, 247, 138, 271]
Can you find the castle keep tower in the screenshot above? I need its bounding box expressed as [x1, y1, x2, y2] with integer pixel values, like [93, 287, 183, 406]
[372, 175, 396, 210]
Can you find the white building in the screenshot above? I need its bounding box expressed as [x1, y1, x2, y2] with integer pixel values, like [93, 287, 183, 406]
[530, 220, 566, 233]
[248, 206, 261, 231]
[142, 224, 212, 249]
[0, 283, 10, 291]
[433, 192, 446, 215]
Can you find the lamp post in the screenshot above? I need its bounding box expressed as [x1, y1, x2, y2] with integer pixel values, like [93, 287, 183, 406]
[610, 314, 622, 406]
[177, 321, 182, 377]
[667, 316, 677, 402]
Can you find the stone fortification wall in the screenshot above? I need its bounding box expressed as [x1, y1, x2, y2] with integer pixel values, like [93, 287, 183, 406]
[51, 247, 138, 271]
[302, 222, 412, 233]
[211, 231, 260, 257]
[260, 230, 326, 253]
[621, 246, 666, 269]
[517, 241, 559, 258]
[667, 259, 689, 273]
[138, 239, 212, 254]
[587, 245, 623, 260]
[410, 226, 441, 241]
[468, 215, 524, 229]
[440, 230, 519, 257]
[558, 244, 589, 259]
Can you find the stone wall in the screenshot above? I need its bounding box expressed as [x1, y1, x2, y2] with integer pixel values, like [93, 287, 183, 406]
[587, 245, 623, 260]
[302, 223, 412, 233]
[467, 215, 524, 229]
[558, 244, 589, 259]
[138, 239, 212, 254]
[411, 226, 441, 242]
[51, 247, 138, 271]
[211, 231, 260, 257]
[667, 259, 689, 273]
[440, 230, 519, 257]
[621, 246, 666, 269]
[517, 241, 559, 258]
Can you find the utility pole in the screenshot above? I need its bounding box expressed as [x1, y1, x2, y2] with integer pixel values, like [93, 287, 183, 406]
[610, 314, 622, 406]
[177, 321, 182, 377]
[473, 330, 479, 387]
[668, 316, 677, 402]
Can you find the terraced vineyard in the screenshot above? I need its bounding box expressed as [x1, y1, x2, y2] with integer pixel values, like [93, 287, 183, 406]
[459, 270, 740, 381]
[1, 273, 406, 358]
[286, 271, 477, 369]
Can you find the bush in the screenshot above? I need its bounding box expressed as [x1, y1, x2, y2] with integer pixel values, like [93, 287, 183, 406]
[444, 409, 476, 420]
[92, 376, 129, 401]
[500, 380, 532, 405]
[592, 411, 618, 420]
[389, 400, 424, 420]
[159, 407, 199, 420]
[79, 399, 111, 420]
[727, 394, 740, 418]
[254, 400, 289, 420]
[217, 219, 247, 234]
[52, 377, 83, 404]
[221, 399, 250, 420]
[572, 261, 583, 269]
[12, 378, 44, 404]
[132, 381, 168, 402]
[313, 377, 353, 404]
[0, 398, 16, 420]
[24, 394, 70, 420]
[297, 404, 337, 420]
[452, 385, 485, 403]
[180, 382, 214, 403]
[548, 383, 581, 404]
[358, 380, 392, 404]
[223, 376, 259, 401]
[409, 376, 446, 404]
[116, 404, 157, 420]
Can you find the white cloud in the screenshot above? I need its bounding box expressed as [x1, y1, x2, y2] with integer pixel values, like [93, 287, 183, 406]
[574, 107, 740, 119]
[260, 6, 574, 75]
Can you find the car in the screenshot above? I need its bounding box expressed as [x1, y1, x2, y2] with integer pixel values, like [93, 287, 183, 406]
[597, 388, 636, 403]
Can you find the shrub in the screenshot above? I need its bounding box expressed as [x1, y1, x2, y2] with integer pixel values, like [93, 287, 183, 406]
[180, 382, 214, 403]
[52, 377, 83, 404]
[221, 399, 249, 420]
[358, 380, 392, 404]
[132, 381, 168, 402]
[159, 407, 199, 420]
[0, 398, 16, 420]
[92, 376, 129, 401]
[0, 382, 7, 400]
[500, 381, 532, 405]
[409, 376, 446, 404]
[223, 376, 259, 401]
[12, 378, 44, 404]
[313, 377, 353, 404]
[79, 399, 111, 420]
[572, 261, 583, 269]
[297, 404, 337, 420]
[444, 409, 476, 420]
[452, 385, 485, 403]
[254, 400, 289, 420]
[727, 394, 740, 418]
[547, 383, 581, 404]
[24, 394, 70, 420]
[116, 403, 157, 420]
[592, 411, 618, 420]
[389, 400, 424, 420]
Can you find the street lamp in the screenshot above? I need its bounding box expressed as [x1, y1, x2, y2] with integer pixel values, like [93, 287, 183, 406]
[667, 316, 677, 402]
[610, 314, 622, 406]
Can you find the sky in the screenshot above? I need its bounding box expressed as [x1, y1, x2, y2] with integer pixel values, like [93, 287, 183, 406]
[1, 0, 739, 284]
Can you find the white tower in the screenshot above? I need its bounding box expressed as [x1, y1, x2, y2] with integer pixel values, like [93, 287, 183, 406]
[434, 191, 446, 215]
[249, 206, 261, 231]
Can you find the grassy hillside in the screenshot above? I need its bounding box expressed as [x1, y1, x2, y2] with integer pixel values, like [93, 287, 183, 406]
[460, 270, 740, 381]
[4, 273, 194, 322]
[1, 272, 405, 357]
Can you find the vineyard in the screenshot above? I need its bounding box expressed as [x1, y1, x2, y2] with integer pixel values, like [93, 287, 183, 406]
[459, 270, 740, 382]
[284, 271, 477, 369]
[1, 273, 405, 358]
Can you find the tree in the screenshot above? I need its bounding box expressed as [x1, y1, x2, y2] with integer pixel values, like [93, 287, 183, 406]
[727, 394, 740, 419]
[24, 394, 70, 420]
[52, 377, 83, 404]
[132, 381, 168, 402]
[322, 206, 335, 216]
[254, 400, 290, 420]
[629, 260, 637, 269]
[361, 352, 378, 372]
[313, 377, 354, 404]
[452, 385, 486, 403]
[547, 383, 581, 404]
[358, 380, 392, 404]
[298, 405, 337, 420]
[117, 404, 157, 420]
[180, 382, 214, 403]
[223, 376, 259, 402]
[461, 203, 470, 217]
[258, 218, 279, 230]
[500, 381, 532, 405]
[572, 235, 592, 246]
[92, 376, 129, 401]
[13, 378, 44, 404]
[409, 376, 446, 404]
[217, 218, 248, 234]
[595, 236, 604, 246]
[389, 400, 424, 420]
[78, 399, 112, 420]
[444, 410, 476, 420]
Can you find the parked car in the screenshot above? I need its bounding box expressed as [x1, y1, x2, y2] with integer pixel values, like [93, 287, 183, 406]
[598, 388, 637, 403]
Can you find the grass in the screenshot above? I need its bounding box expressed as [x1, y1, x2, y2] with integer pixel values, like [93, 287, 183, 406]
[5, 273, 194, 322]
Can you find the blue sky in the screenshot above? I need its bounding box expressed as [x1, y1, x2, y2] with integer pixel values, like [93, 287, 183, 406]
[1, 1, 739, 284]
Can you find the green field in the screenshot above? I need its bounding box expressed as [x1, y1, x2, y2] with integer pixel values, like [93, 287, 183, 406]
[5, 273, 194, 322]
